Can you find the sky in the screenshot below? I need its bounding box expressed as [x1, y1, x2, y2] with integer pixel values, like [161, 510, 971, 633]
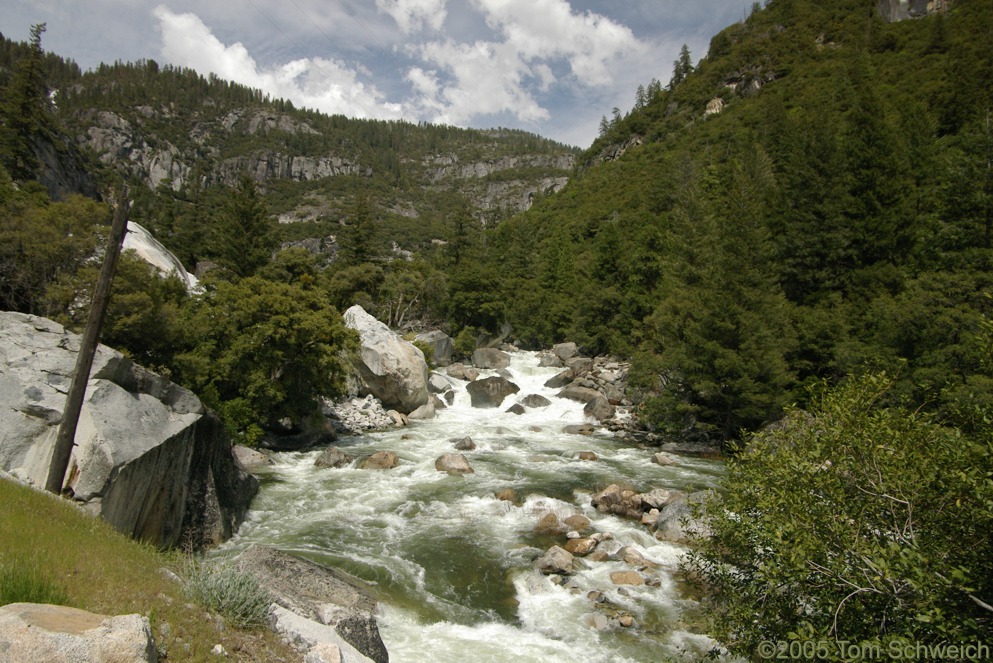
[0, 1, 749, 148]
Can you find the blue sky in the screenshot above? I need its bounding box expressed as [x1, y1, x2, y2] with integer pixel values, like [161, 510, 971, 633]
[1, 1, 748, 147]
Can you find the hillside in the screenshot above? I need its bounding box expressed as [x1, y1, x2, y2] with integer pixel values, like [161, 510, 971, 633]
[462, 0, 993, 441]
[0, 38, 579, 270]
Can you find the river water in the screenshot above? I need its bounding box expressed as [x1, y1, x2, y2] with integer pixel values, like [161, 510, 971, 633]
[214, 352, 726, 662]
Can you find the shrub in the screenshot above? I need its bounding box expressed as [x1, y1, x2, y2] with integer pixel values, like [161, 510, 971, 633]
[685, 373, 993, 658]
[180, 557, 273, 628]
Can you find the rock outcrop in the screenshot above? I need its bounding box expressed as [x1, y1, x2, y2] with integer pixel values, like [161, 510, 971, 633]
[0, 312, 257, 549]
[0, 603, 156, 663]
[237, 545, 388, 663]
[343, 305, 429, 414]
[466, 376, 520, 408]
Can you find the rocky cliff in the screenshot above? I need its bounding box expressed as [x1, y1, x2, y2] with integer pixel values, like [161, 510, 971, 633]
[0, 311, 256, 549]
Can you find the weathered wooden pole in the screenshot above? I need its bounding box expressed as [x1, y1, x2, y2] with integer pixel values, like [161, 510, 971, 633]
[45, 186, 130, 495]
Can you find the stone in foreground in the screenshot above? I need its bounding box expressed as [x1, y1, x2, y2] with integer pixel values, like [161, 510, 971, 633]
[0, 603, 155, 663]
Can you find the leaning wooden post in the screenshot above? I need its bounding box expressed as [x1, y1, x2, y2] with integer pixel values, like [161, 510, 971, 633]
[45, 186, 130, 495]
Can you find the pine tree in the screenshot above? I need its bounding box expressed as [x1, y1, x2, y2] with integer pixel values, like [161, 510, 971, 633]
[0, 24, 52, 181]
[211, 176, 277, 279]
[669, 44, 694, 89]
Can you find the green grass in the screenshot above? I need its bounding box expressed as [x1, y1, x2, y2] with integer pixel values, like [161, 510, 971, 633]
[0, 477, 294, 661]
[0, 555, 70, 605]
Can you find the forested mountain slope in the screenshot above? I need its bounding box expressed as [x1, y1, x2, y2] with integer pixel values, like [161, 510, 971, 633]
[463, 0, 993, 441]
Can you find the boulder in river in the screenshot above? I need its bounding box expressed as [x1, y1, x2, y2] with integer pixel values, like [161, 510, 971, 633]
[471, 347, 511, 369]
[534, 545, 575, 575]
[543, 369, 574, 389]
[453, 436, 476, 451]
[314, 447, 355, 469]
[466, 376, 520, 408]
[343, 305, 429, 414]
[435, 453, 474, 475]
[359, 451, 399, 470]
[518, 394, 552, 408]
[414, 330, 454, 367]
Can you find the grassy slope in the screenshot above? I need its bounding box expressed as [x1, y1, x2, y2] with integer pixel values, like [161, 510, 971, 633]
[0, 477, 295, 662]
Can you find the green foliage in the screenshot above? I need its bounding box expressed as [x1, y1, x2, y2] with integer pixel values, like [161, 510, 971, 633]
[180, 557, 273, 628]
[174, 276, 357, 444]
[0, 171, 107, 314]
[0, 554, 70, 606]
[0, 24, 52, 181]
[210, 177, 279, 279]
[685, 374, 993, 657]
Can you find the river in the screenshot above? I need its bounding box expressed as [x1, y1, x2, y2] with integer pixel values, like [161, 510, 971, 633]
[214, 351, 726, 662]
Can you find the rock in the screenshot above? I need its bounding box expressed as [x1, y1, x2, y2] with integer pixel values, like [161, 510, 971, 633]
[641, 509, 662, 527]
[584, 613, 610, 631]
[124, 221, 198, 291]
[653, 491, 713, 543]
[0, 603, 156, 662]
[233, 445, 273, 472]
[563, 424, 595, 435]
[536, 352, 563, 368]
[359, 451, 399, 470]
[326, 395, 396, 434]
[427, 373, 453, 394]
[543, 369, 574, 389]
[558, 384, 602, 404]
[534, 513, 567, 535]
[471, 348, 511, 369]
[591, 484, 643, 519]
[651, 452, 678, 466]
[407, 401, 435, 420]
[493, 489, 516, 504]
[506, 403, 526, 415]
[445, 363, 480, 382]
[237, 545, 387, 663]
[584, 394, 615, 421]
[610, 571, 645, 586]
[563, 514, 591, 532]
[305, 642, 344, 663]
[564, 356, 593, 374]
[518, 394, 552, 408]
[414, 330, 454, 367]
[618, 614, 635, 628]
[552, 342, 579, 361]
[435, 453, 474, 475]
[343, 305, 429, 414]
[0, 312, 256, 549]
[211, 643, 227, 656]
[563, 538, 598, 556]
[577, 451, 598, 461]
[618, 546, 650, 566]
[639, 488, 676, 510]
[386, 410, 408, 427]
[466, 376, 520, 408]
[314, 447, 355, 469]
[453, 436, 476, 451]
[534, 545, 575, 575]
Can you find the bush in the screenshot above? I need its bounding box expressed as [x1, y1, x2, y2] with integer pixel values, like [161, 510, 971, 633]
[180, 557, 273, 628]
[0, 554, 70, 605]
[685, 373, 993, 658]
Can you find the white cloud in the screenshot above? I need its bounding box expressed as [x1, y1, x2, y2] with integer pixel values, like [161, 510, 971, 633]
[474, 0, 642, 85]
[152, 5, 402, 120]
[375, 0, 447, 33]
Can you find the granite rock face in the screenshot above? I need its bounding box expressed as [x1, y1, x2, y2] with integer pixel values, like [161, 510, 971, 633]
[0, 311, 257, 549]
[343, 305, 430, 414]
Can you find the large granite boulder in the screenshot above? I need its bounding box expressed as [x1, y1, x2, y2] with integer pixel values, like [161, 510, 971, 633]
[343, 306, 429, 414]
[466, 376, 520, 408]
[0, 312, 257, 549]
[471, 347, 511, 369]
[414, 330, 454, 367]
[237, 544, 388, 663]
[0, 603, 155, 663]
